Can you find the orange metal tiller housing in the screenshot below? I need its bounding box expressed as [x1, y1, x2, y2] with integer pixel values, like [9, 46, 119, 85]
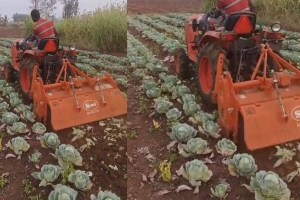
[30, 59, 127, 131]
[214, 44, 300, 151]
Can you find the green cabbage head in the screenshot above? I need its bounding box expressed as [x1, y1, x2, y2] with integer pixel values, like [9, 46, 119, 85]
[216, 138, 237, 156]
[68, 170, 93, 191]
[166, 108, 182, 121]
[48, 184, 78, 200]
[90, 191, 121, 200]
[32, 122, 47, 134]
[39, 132, 61, 149]
[31, 164, 61, 187]
[244, 170, 291, 200]
[154, 97, 173, 114]
[183, 101, 200, 116]
[6, 136, 30, 155]
[227, 153, 258, 178]
[180, 138, 212, 157]
[1, 112, 19, 125]
[168, 123, 197, 142]
[182, 159, 213, 186]
[211, 181, 231, 199]
[55, 144, 83, 167]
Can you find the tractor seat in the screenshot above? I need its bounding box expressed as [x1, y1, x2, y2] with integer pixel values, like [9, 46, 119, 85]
[37, 37, 59, 54]
[223, 12, 256, 36]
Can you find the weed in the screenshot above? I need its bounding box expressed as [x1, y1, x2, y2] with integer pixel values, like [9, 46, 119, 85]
[127, 130, 138, 139]
[61, 163, 75, 184]
[23, 179, 36, 196]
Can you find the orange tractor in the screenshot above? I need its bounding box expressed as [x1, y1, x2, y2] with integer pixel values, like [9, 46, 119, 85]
[174, 11, 300, 151]
[3, 37, 127, 131]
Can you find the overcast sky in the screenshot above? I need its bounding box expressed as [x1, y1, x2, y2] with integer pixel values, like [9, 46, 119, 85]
[0, 0, 126, 20]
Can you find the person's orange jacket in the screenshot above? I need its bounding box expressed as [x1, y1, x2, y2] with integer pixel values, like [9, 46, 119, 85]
[216, 0, 252, 14]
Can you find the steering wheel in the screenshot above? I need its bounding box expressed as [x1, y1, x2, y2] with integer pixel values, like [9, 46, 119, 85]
[25, 34, 37, 42]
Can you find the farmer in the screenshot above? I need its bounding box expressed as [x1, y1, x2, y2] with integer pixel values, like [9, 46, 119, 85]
[215, 0, 256, 16]
[30, 9, 59, 41]
[206, 0, 256, 30]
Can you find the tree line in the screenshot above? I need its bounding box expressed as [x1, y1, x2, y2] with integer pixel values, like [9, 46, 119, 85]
[12, 0, 79, 22]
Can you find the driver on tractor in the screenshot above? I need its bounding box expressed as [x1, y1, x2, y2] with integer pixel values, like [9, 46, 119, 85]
[21, 9, 59, 49]
[208, 0, 256, 29]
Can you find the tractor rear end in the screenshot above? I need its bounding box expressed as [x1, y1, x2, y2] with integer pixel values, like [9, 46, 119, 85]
[5, 37, 127, 131]
[175, 11, 300, 151]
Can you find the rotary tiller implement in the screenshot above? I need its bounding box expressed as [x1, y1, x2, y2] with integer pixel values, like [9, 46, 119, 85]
[5, 37, 127, 131]
[176, 11, 300, 151]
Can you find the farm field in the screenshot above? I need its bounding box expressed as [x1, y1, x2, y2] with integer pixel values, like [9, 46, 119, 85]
[127, 1, 300, 200]
[0, 37, 128, 199]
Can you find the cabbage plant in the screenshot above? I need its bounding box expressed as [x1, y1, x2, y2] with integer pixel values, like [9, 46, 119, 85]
[146, 87, 161, 98]
[216, 138, 237, 156]
[39, 132, 60, 149]
[179, 159, 213, 190]
[90, 190, 121, 200]
[227, 153, 257, 178]
[202, 121, 221, 138]
[0, 102, 9, 113]
[179, 138, 212, 157]
[32, 122, 47, 134]
[14, 103, 31, 113]
[6, 122, 29, 135]
[193, 111, 214, 125]
[182, 94, 196, 104]
[154, 97, 173, 114]
[142, 79, 157, 91]
[22, 110, 36, 123]
[243, 170, 291, 200]
[31, 164, 61, 186]
[161, 81, 176, 93]
[29, 150, 42, 164]
[6, 136, 30, 157]
[211, 181, 231, 199]
[166, 108, 181, 122]
[168, 123, 197, 142]
[273, 146, 296, 168]
[1, 112, 19, 125]
[183, 101, 200, 116]
[68, 170, 93, 191]
[48, 184, 78, 200]
[286, 161, 300, 183]
[54, 144, 83, 167]
[9, 96, 22, 108]
[172, 85, 191, 99]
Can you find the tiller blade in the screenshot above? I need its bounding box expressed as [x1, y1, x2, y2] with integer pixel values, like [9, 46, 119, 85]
[31, 59, 127, 131]
[215, 44, 300, 151]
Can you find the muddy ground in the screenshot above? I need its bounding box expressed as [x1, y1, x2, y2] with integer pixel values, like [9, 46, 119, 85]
[128, 0, 203, 14]
[127, 0, 300, 200]
[0, 26, 24, 38]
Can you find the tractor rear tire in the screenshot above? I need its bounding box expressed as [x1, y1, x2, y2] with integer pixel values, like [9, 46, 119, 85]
[174, 48, 191, 79]
[19, 58, 38, 102]
[3, 63, 16, 83]
[197, 43, 228, 109]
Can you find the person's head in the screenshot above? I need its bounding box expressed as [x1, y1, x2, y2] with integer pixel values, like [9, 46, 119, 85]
[31, 9, 40, 22]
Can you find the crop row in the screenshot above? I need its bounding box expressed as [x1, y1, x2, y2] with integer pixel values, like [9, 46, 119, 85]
[135, 15, 185, 42]
[128, 17, 184, 53]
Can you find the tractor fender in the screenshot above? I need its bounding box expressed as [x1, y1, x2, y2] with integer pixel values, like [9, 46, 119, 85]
[198, 31, 221, 47]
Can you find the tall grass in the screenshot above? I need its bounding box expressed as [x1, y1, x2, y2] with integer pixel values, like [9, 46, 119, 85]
[203, 0, 300, 31]
[25, 2, 127, 53]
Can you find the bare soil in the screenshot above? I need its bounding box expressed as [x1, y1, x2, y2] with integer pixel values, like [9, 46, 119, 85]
[128, 0, 204, 14]
[0, 26, 25, 38]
